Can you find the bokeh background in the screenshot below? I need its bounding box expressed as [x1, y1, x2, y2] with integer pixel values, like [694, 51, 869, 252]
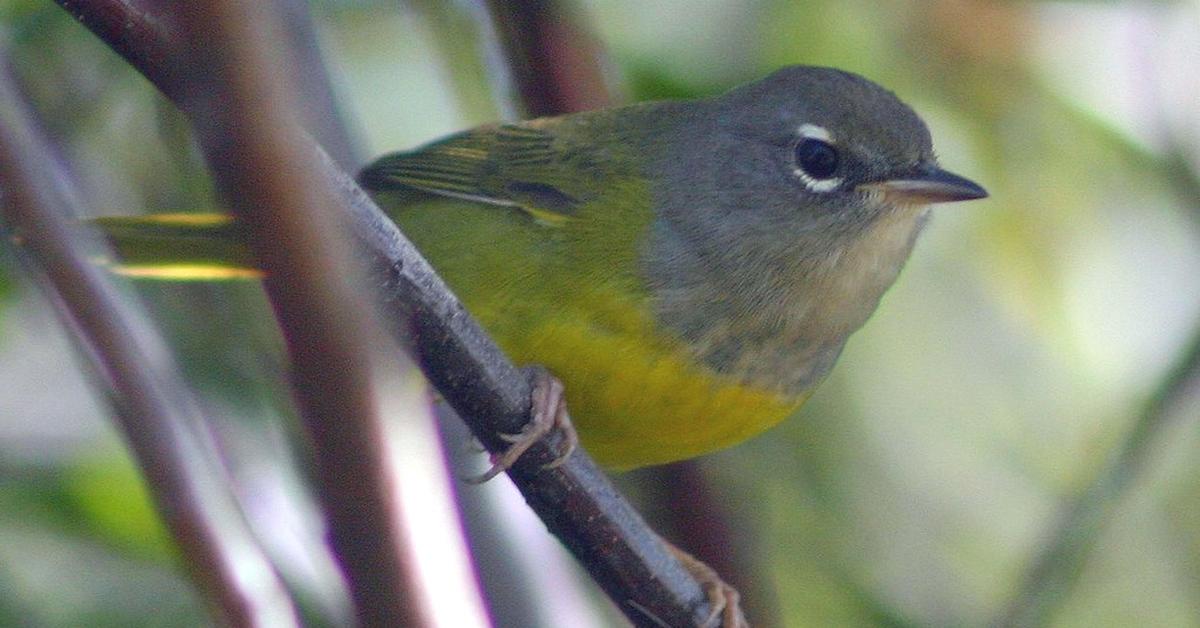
[2, 1, 1199, 626]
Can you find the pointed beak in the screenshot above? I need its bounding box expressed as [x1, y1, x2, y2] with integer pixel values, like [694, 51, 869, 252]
[860, 164, 988, 205]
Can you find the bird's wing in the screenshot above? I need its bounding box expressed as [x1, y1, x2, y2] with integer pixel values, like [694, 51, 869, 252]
[358, 121, 597, 226]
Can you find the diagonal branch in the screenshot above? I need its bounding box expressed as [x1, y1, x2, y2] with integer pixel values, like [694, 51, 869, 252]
[54, 1, 719, 625]
[484, 0, 618, 116]
[995, 46, 1200, 622]
[172, 3, 453, 625]
[994, 321, 1200, 627]
[0, 48, 298, 628]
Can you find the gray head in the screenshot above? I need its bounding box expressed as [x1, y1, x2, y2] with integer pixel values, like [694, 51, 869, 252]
[648, 66, 984, 261]
[641, 66, 986, 392]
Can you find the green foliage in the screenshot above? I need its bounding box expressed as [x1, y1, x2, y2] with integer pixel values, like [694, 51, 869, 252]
[62, 454, 177, 561]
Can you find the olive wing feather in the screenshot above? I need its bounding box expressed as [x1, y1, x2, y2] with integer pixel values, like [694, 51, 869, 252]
[358, 122, 597, 226]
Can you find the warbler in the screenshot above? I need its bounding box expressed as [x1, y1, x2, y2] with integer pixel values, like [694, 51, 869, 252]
[101, 66, 986, 470]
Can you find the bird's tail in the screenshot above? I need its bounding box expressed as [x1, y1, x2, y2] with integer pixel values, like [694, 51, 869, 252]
[90, 213, 261, 280]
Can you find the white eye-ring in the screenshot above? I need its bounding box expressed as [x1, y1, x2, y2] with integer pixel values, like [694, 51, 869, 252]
[792, 124, 843, 193]
[798, 123, 832, 142]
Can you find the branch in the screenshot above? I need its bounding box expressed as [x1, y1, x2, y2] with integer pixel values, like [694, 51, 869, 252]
[172, 3, 450, 625]
[994, 41, 1200, 620]
[993, 284, 1200, 628]
[55, 1, 718, 625]
[484, 0, 618, 115]
[55, 0, 187, 100]
[0, 48, 298, 628]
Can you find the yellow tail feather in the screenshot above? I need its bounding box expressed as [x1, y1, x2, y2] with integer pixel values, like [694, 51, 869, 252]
[89, 213, 260, 281]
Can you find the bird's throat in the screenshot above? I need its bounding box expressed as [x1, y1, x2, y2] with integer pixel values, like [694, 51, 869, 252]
[648, 203, 929, 395]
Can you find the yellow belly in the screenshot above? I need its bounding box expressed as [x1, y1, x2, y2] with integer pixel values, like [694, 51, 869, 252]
[481, 287, 805, 469]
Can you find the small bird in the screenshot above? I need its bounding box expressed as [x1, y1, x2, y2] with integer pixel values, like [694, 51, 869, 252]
[358, 65, 986, 470]
[101, 66, 985, 471]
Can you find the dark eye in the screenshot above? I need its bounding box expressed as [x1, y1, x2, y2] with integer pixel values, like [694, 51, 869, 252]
[794, 138, 839, 179]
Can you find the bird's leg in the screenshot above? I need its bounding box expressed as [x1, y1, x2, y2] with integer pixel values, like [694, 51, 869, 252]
[468, 365, 578, 483]
[661, 539, 748, 628]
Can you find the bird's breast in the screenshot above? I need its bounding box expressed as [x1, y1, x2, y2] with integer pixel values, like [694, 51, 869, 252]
[647, 203, 929, 394]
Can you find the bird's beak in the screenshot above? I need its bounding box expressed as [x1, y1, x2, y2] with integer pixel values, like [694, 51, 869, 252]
[860, 164, 987, 205]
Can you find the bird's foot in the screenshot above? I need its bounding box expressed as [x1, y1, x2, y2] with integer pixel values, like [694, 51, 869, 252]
[468, 366, 578, 483]
[664, 541, 748, 628]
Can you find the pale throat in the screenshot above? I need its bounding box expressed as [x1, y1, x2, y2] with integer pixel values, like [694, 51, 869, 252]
[801, 201, 929, 337]
[654, 200, 931, 395]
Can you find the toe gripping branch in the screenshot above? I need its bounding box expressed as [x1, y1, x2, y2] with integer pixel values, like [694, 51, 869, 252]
[465, 366, 748, 627]
[469, 366, 579, 484]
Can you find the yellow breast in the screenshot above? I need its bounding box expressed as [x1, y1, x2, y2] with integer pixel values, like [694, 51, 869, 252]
[484, 286, 805, 469]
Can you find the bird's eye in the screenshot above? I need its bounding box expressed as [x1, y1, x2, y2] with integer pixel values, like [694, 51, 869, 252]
[794, 138, 839, 180]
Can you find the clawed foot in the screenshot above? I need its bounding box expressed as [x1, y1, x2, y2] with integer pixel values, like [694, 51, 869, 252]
[664, 541, 748, 628]
[467, 366, 579, 483]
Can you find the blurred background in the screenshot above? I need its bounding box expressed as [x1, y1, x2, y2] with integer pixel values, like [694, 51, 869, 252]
[2, 0, 1199, 626]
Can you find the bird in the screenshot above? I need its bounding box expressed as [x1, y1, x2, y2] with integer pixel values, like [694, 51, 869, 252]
[356, 65, 986, 471]
[98, 65, 985, 471]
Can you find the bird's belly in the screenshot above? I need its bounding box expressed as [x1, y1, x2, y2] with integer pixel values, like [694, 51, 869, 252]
[479, 290, 804, 469]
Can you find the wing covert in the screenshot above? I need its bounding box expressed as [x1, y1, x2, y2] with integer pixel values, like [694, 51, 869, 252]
[359, 122, 591, 225]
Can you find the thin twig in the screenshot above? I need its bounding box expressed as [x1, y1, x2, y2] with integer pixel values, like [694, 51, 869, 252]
[0, 49, 298, 628]
[994, 40, 1200, 621]
[54, 1, 720, 624]
[55, 0, 187, 99]
[171, 3, 440, 625]
[994, 312, 1200, 627]
[269, 0, 363, 169]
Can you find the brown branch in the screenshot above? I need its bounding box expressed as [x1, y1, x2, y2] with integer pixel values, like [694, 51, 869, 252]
[484, 0, 618, 115]
[0, 49, 298, 628]
[54, 0, 720, 624]
[170, 3, 439, 625]
[55, 0, 187, 100]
